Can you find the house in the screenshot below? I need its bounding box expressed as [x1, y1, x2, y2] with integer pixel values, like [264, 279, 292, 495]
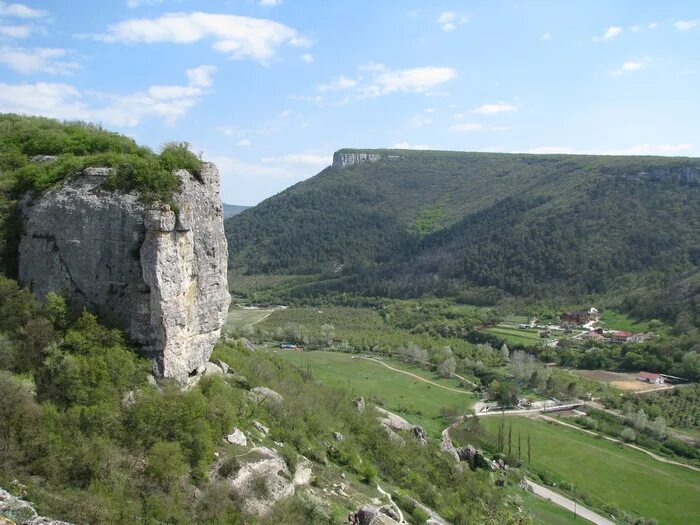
[611, 331, 634, 344]
[638, 372, 664, 385]
[562, 310, 595, 325]
[627, 333, 650, 344]
[583, 330, 604, 341]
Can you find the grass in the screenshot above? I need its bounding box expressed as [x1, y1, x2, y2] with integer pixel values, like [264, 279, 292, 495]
[598, 310, 655, 333]
[485, 326, 543, 346]
[223, 307, 277, 335]
[269, 350, 476, 436]
[480, 416, 700, 525]
[519, 490, 583, 525]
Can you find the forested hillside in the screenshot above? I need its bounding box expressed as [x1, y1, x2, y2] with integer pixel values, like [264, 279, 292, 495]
[227, 149, 700, 315]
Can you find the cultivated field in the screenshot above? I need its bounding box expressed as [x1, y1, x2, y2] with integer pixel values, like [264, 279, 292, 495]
[270, 350, 476, 436]
[572, 369, 667, 392]
[480, 417, 700, 525]
[223, 306, 280, 335]
[484, 326, 544, 346]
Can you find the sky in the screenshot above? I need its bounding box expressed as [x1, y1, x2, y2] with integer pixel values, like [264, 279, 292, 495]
[0, 1, 699, 205]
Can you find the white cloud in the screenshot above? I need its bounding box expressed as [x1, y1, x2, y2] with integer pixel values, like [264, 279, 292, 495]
[0, 66, 215, 127]
[593, 25, 622, 42]
[96, 12, 309, 63]
[186, 64, 217, 87]
[362, 66, 457, 97]
[0, 24, 30, 38]
[262, 152, 330, 168]
[472, 102, 518, 115]
[648, 21, 659, 29]
[236, 138, 251, 147]
[359, 61, 385, 72]
[675, 19, 699, 31]
[437, 11, 469, 32]
[300, 52, 313, 63]
[392, 142, 432, 150]
[317, 75, 356, 92]
[629, 25, 640, 32]
[541, 32, 551, 41]
[0, 46, 80, 74]
[611, 58, 650, 76]
[450, 123, 509, 132]
[259, 0, 282, 6]
[0, 1, 46, 18]
[126, 0, 164, 7]
[527, 146, 576, 154]
[525, 144, 693, 156]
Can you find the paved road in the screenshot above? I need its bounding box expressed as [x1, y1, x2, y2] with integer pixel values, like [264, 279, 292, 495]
[524, 479, 616, 525]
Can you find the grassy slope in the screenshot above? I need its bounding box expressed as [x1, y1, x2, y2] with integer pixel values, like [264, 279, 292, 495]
[481, 417, 700, 525]
[519, 490, 583, 525]
[271, 350, 475, 436]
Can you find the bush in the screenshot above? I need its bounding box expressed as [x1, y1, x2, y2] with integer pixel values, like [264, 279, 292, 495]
[620, 427, 637, 443]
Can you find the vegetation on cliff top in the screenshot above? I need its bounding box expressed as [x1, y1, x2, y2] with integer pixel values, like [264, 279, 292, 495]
[0, 114, 202, 275]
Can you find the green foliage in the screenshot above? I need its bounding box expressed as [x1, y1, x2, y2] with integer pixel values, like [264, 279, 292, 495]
[0, 114, 201, 273]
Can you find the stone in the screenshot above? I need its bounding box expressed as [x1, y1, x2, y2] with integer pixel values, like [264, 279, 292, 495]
[204, 362, 224, 376]
[214, 359, 230, 374]
[352, 396, 366, 413]
[228, 447, 310, 516]
[28, 155, 57, 164]
[356, 506, 380, 525]
[413, 426, 428, 444]
[225, 428, 247, 447]
[253, 421, 269, 435]
[18, 163, 231, 383]
[248, 386, 284, 405]
[332, 431, 344, 442]
[240, 338, 255, 351]
[0, 488, 74, 525]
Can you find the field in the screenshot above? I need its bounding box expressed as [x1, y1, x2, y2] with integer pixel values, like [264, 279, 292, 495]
[480, 417, 700, 525]
[270, 350, 476, 436]
[484, 325, 544, 346]
[223, 306, 279, 335]
[598, 310, 655, 333]
[572, 369, 667, 392]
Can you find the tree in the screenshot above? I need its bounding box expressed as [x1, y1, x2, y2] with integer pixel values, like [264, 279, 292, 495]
[43, 292, 69, 330]
[632, 409, 648, 431]
[438, 357, 456, 378]
[649, 416, 667, 439]
[500, 343, 509, 363]
[620, 427, 637, 443]
[320, 324, 335, 347]
[146, 441, 190, 492]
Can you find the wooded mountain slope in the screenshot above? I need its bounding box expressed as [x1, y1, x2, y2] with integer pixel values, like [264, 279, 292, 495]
[227, 149, 700, 301]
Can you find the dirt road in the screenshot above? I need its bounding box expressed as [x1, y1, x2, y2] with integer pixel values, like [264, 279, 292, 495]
[524, 479, 616, 525]
[362, 358, 474, 396]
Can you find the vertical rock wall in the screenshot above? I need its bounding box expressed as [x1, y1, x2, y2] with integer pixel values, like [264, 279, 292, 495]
[18, 163, 231, 382]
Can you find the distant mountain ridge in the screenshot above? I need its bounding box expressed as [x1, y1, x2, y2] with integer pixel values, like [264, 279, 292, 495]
[223, 203, 250, 219]
[225, 148, 700, 316]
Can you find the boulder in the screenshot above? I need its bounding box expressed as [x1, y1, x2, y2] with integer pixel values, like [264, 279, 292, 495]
[356, 506, 380, 525]
[228, 447, 310, 516]
[249, 386, 284, 405]
[0, 488, 74, 525]
[204, 362, 224, 376]
[353, 397, 366, 412]
[253, 421, 269, 435]
[240, 338, 255, 351]
[413, 426, 428, 444]
[214, 359, 230, 374]
[332, 431, 344, 442]
[225, 428, 247, 447]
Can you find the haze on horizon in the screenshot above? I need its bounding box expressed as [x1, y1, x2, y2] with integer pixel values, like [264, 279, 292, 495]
[0, 0, 698, 205]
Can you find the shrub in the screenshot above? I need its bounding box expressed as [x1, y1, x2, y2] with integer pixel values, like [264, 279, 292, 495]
[620, 427, 637, 443]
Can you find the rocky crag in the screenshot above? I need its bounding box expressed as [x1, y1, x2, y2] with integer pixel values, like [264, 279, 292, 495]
[18, 163, 230, 382]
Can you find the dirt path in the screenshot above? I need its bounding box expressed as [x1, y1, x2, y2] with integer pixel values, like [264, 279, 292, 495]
[362, 358, 473, 396]
[539, 415, 700, 473]
[524, 479, 615, 525]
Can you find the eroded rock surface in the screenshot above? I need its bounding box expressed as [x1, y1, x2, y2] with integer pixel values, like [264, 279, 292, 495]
[18, 163, 230, 382]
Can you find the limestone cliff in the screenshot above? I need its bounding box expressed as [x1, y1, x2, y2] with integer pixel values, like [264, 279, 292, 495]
[332, 151, 382, 168]
[18, 163, 230, 382]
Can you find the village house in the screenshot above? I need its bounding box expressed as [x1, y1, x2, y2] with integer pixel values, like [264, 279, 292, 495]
[582, 330, 604, 342]
[637, 371, 664, 385]
[561, 308, 598, 325]
[610, 331, 650, 344]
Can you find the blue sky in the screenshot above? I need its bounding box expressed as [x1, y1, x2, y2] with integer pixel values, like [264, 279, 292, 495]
[0, 1, 699, 204]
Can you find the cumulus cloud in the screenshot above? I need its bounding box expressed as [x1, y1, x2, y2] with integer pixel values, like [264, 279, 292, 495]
[450, 123, 509, 132]
[317, 75, 356, 92]
[392, 142, 432, 150]
[525, 144, 693, 155]
[186, 64, 217, 87]
[437, 11, 469, 31]
[675, 19, 698, 31]
[236, 138, 251, 147]
[0, 65, 216, 126]
[95, 12, 310, 63]
[472, 102, 518, 115]
[262, 152, 330, 168]
[259, 0, 282, 6]
[0, 1, 46, 18]
[300, 53, 313, 63]
[593, 25, 622, 42]
[362, 66, 457, 97]
[0, 24, 32, 38]
[541, 32, 551, 41]
[0, 46, 80, 74]
[611, 58, 650, 76]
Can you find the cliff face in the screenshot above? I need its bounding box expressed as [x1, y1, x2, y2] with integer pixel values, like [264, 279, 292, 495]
[332, 151, 382, 168]
[18, 163, 230, 382]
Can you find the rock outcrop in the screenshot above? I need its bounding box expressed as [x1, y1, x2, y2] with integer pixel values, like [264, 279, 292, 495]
[332, 151, 382, 168]
[1, 488, 73, 525]
[18, 163, 230, 382]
